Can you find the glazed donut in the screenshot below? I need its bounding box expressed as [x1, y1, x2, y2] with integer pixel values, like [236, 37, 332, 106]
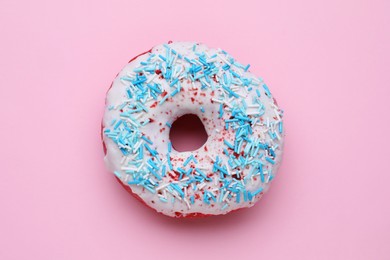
[102, 42, 284, 217]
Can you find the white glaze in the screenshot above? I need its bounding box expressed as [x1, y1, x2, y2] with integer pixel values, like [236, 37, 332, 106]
[103, 42, 284, 217]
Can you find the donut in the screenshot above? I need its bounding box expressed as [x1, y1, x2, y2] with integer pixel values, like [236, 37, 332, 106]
[102, 42, 284, 218]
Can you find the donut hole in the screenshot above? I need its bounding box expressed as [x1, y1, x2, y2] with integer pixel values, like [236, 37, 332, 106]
[169, 114, 208, 152]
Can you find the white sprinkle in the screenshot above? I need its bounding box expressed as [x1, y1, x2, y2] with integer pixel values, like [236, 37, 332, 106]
[137, 161, 145, 171]
[121, 165, 137, 171]
[133, 140, 144, 151]
[274, 131, 281, 140]
[211, 98, 223, 103]
[181, 177, 190, 183]
[206, 155, 214, 162]
[146, 73, 157, 83]
[216, 53, 231, 66]
[156, 183, 170, 191]
[225, 162, 231, 176]
[274, 109, 281, 121]
[184, 199, 191, 209]
[247, 111, 261, 116]
[120, 156, 126, 164]
[125, 157, 131, 165]
[223, 191, 230, 202]
[198, 183, 206, 190]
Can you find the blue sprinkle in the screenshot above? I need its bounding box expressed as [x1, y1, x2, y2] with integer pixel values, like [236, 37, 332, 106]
[183, 156, 192, 167]
[190, 195, 195, 204]
[149, 167, 162, 180]
[236, 192, 241, 203]
[159, 94, 169, 105]
[168, 141, 172, 153]
[195, 168, 210, 181]
[256, 89, 261, 97]
[167, 154, 173, 170]
[144, 185, 156, 194]
[162, 165, 166, 177]
[221, 203, 229, 210]
[158, 54, 166, 61]
[243, 190, 248, 202]
[145, 143, 157, 156]
[252, 187, 263, 196]
[247, 191, 253, 201]
[263, 84, 272, 97]
[244, 64, 250, 71]
[266, 157, 275, 165]
[279, 121, 283, 133]
[170, 78, 179, 87]
[170, 87, 180, 97]
[200, 106, 205, 113]
[170, 183, 184, 198]
[141, 136, 153, 145]
[219, 103, 224, 118]
[114, 119, 122, 130]
[138, 144, 144, 159]
[222, 85, 239, 98]
[224, 140, 234, 150]
[166, 122, 172, 128]
[159, 197, 168, 203]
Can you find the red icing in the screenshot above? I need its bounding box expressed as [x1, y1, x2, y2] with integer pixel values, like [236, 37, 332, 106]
[128, 49, 152, 63]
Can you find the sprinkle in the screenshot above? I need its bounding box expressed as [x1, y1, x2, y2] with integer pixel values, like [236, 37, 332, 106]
[141, 136, 153, 145]
[170, 183, 184, 198]
[266, 157, 275, 165]
[144, 143, 157, 156]
[166, 122, 172, 128]
[263, 84, 271, 97]
[162, 165, 166, 177]
[224, 140, 234, 150]
[200, 106, 205, 113]
[114, 171, 121, 179]
[159, 94, 169, 105]
[252, 187, 263, 196]
[219, 103, 224, 118]
[169, 78, 179, 87]
[168, 142, 172, 152]
[167, 154, 173, 170]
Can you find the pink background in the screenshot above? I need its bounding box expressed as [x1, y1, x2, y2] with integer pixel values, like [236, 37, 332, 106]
[1, 0, 390, 259]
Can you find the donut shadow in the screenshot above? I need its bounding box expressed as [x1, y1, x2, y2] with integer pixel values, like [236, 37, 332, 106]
[114, 177, 269, 232]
